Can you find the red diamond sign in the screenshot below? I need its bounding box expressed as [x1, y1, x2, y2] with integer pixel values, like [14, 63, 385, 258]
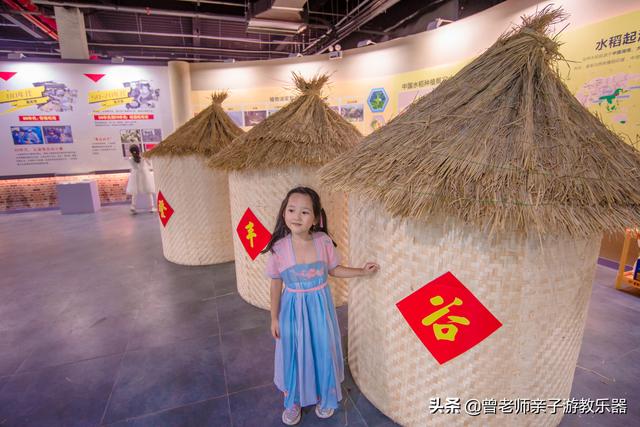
[157, 191, 174, 227]
[236, 208, 271, 260]
[396, 272, 502, 364]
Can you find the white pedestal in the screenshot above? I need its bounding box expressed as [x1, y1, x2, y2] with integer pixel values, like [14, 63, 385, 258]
[56, 180, 101, 214]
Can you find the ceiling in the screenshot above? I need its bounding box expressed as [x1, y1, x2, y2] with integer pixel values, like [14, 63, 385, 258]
[0, 0, 504, 63]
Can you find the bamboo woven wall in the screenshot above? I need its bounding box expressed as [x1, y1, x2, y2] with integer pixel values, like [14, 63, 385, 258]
[228, 165, 349, 310]
[153, 155, 234, 265]
[347, 196, 601, 427]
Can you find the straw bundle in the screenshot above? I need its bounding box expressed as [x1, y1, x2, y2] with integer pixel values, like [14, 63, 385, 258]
[210, 73, 361, 309]
[320, 8, 640, 238]
[146, 92, 242, 158]
[210, 74, 360, 171]
[146, 92, 244, 265]
[318, 8, 640, 426]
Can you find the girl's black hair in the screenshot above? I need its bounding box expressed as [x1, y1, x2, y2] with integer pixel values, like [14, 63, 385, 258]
[129, 144, 141, 163]
[262, 186, 336, 254]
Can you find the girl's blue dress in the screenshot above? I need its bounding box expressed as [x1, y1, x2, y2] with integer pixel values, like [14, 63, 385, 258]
[265, 232, 344, 410]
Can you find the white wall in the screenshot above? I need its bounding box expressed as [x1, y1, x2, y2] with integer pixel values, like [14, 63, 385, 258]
[187, 0, 640, 90]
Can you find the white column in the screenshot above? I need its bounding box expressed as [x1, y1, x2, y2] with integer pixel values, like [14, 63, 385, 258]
[168, 61, 194, 130]
[54, 6, 89, 60]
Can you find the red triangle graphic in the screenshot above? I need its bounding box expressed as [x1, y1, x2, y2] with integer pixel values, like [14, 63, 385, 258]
[0, 72, 17, 81]
[84, 73, 106, 83]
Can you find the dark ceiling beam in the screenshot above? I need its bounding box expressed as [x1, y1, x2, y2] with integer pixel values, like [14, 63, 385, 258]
[3, 0, 58, 40]
[31, 1, 246, 23]
[87, 42, 291, 56]
[178, 0, 246, 7]
[0, 12, 44, 39]
[85, 28, 301, 45]
[318, 0, 404, 54]
[302, 0, 376, 54]
[382, 0, 449, 33]
[0, 37, 57, 44]
[355, 29, 389, 36]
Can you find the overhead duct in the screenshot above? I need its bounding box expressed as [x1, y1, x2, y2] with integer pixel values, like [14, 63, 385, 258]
[247, 0, 307, 35]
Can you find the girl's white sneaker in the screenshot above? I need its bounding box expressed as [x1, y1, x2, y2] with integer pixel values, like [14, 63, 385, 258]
[282, 405, 301, 425]
[315, 405, 334, 419]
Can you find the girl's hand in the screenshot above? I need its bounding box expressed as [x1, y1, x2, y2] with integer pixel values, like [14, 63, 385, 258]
[271, 318, 280, 339]
[361, 262, 379, 275]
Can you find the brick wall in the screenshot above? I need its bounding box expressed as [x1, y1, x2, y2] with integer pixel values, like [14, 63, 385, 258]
[0, 173, 129, 211]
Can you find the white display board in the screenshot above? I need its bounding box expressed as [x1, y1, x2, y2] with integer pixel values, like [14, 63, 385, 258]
[0, 62, 173, 177]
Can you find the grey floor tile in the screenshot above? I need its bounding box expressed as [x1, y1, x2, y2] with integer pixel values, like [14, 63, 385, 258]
[104, 396, 231, 427]
[17, 310, 136, 372]
[0, 354, 121, 427]
[228, 383, 284, 427]
[102, 335, 226, 424]
[127, 298, 219, 350]
[217, 293, 271, 335]
[221, 326, 275, 393]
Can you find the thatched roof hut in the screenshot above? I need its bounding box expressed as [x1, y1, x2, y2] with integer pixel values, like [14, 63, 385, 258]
[210, 74, 360, 170]
[209, 73, 362, 309]
[147, 92, 244, 265]
[320, 9, 640, 238]
[318, 8, 640, 426]
[146, 91, 243, 159]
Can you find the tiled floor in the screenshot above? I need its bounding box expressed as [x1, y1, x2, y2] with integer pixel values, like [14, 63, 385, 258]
[0, 206, 638, 426]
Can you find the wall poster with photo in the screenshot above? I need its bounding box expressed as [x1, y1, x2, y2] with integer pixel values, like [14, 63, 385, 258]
[0, 62, 172, 177]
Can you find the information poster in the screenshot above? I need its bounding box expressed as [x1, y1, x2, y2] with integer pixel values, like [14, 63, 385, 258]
[0, 63, 172, 177]
[560, 10, 640, 150]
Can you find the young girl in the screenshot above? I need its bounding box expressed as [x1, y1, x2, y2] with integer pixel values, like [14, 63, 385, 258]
[264, 187, 379, 425]
[125, 144, 156, 214]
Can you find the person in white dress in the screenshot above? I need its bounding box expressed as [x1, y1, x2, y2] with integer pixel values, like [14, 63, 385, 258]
[126, 145, 156, 214]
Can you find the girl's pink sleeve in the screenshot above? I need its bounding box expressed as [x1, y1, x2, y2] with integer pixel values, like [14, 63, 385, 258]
[265, 250, 281, 279]
[324, 235, 340, 270]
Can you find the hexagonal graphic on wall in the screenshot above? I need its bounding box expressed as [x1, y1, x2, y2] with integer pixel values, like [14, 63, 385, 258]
[367, 87, 389, 113]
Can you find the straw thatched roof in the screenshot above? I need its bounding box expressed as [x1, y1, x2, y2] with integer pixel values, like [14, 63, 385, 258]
[319, 8, 640, 237]
[208, 73, 361, 171]
[145, 91, 243, 158]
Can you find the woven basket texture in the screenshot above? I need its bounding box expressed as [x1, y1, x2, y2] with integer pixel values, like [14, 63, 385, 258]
[154, 155, 234, 265]
[229, 165, 349, 309]
[347, 196, 600, 427]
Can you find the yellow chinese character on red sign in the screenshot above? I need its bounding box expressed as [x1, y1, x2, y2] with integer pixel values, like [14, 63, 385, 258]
[245, 221, 257, 248]
[421, 295, 470, 341]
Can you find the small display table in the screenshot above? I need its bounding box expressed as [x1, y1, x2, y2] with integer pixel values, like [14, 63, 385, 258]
[56, 180, 101, 214]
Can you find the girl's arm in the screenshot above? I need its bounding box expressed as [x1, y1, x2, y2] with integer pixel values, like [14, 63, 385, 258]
[329, 263, 379, 278]
[270, 278, 283, 339]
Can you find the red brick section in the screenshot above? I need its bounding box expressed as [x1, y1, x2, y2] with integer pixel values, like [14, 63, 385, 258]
[0, 174, 129, 211]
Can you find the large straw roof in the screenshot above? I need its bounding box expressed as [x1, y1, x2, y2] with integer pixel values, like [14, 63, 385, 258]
[145, 91, 243, 158]
[320, 8, 640, 237]
[209, 73, 361, 171]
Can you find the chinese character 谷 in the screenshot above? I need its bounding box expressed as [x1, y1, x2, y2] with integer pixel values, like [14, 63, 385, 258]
[422, 295, 470, 341]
